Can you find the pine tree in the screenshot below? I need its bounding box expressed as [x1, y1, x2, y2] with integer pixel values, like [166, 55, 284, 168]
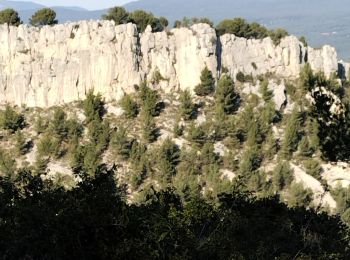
[141, 112, 158, 143]
[298, 136, 313, 157]
[0, 105, 25, 133]
[288, 182, 313, 208]
[272, 161, 294, 191]
[260, 79, 273, 102]
[281, 108, 300, 158]
[179, 90, 196, 120]
[215, 74, 239, 114]
[15, 130, 29, 155]
[120, 94, 138, 118]
[194, 67, 215, 96]
[303, 159, 322, 180]
[139, 81, 160, 117]
[110, 126, 134, 160]
[239, 144, 261, 176]
[82, 90, 104, 123]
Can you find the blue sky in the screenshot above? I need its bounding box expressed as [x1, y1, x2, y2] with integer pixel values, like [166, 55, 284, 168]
[17, 0, 133, 10]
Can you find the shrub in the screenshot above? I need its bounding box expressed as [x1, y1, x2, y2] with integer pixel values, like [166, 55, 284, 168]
[239, 145, 261, 175]
[272, 161, 294, 191]
[236, 71, 245, 82]
[0, 8, 22, 26]
[179, 90, 196, 120]
[141, 112, 158, 143]
[269, 28, 289, 45]
[216, 18, 268, 38]
[15, 130, 30, 155]
[82, 90, 105, 123]
[102, 6, 130, 24]
[30, 8, 58, 26]
[260, 79, 273, 102]
[173, 17, 213, 28]
[288, 182, 313, 208]
[139, 81, 161, 117]
[194, 67, 215, 96]
[37, 134, 61, 158]
[110, 126, 134, 160]
[129, 10, 164, 32]
[0, 148, 16, 176]
[34, 115, 48, 134]
[0, 105, 25, 133]
[120, 94, 138, 118]
[187, 122, 206, 145]
[280, 108, 301, 158]
[303, 159, 322, 180]
[50, 107, 68, 140]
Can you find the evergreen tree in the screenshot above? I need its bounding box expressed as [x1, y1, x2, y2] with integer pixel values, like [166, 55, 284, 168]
[281, 108, 301, 158]
[239, 144, 261, 176]
[110, 126, 133, 160]
[102, 6, 130, 24]
[303, 159, 322, 180]
[0, 8, 22, 26]
[179, 90, 196, 120]
[141, 112, 158, 143]
[0, 105, 25, 133]
[215, 74, 239, 114]
[194, 67, 215, 96]
[120, 94, 138, 118]
[288, 182, 313, 208]
[298, 136, 313, 157]
[187, 122, 206, 145]
[15, 130, 29, 155]
[260, 79, 273, 102]
[30, 8, 58, 26]
[272, 161, 294, 191]
[0, 148, 16, 176]
[82, 90, 105, 123]
[139, 81, 161, 117]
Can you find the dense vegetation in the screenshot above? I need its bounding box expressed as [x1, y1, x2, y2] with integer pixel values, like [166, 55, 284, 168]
[0, 166, 348, 259]
[1, 62, 350, 257]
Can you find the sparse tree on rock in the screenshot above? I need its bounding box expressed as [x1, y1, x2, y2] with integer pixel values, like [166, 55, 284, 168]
[0, 8, 22, 26]
[30, 8, 58, 26]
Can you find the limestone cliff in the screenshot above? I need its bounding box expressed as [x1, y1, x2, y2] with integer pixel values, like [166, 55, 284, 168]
[0, 20, 343, 107]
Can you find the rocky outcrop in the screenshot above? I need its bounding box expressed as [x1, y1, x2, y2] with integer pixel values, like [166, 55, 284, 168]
[0, 20, 342, 107]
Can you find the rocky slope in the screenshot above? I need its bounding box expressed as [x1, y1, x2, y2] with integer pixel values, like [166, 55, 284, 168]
[0, 20, 345, 107]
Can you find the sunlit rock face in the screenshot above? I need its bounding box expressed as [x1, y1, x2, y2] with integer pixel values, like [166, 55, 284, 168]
[0, 21, 340, 107]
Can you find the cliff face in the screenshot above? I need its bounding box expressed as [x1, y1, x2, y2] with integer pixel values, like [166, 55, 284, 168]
[0, 20, 342, 107]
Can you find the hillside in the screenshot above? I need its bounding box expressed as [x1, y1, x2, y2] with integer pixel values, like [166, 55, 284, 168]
[1, 15, 350, 259]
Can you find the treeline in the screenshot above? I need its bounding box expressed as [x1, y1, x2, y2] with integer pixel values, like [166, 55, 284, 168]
[0, 5, 291, 43]
[0, 165, 348, 259]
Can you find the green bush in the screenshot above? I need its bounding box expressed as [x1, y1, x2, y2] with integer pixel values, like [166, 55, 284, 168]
[0, 105, 25, 133]
[139, 81, 161, 117]
[15, 130, 30, 156]
[0, 8, 22, 26]
[186, 122, 206, 145]
[0, 148, 16, 176]
[174, 17, 213, 28]
[129, 10, 164, 32]
[303, 159, 322, 180]
[280, 108, 301, 158]
[269, 28, 289, 45]
[272, 161, 294, 191]
[216, 18, 269, 38]
[37, 134, 61, 158]
[179, 90, 196, 120]
[194, 67, 215, 96]
[30, 8, 58, 26]
[141, 112, 158, 143]
[82, 90, 105, 123]
[120, 94, 138, 118]
[288, 182, 313, 208]
[102, 6, 130, 24]
[110, 126, 134, 160]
